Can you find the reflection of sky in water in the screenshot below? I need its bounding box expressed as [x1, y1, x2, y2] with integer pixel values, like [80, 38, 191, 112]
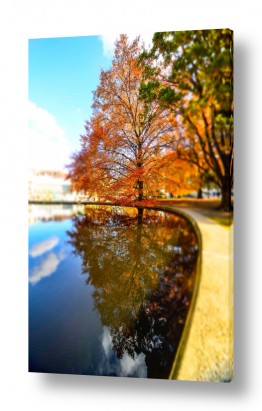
[99, 327, 146, 378]
[28, 213, 148, 377]
[29, 236, 59, 257]
[29, 205, 198, 378]
[29, 235, 64, 284]
[29, 250, 65, 285]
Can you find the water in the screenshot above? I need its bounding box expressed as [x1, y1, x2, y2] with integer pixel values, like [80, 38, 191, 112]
[28, 204, 198, 379]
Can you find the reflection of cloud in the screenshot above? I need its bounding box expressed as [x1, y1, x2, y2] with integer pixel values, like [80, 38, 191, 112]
[29, 250, 64, 285]
[101, 327, 113, 357]
[29, 236, 59, 257]
[100, 327, 146, 378]
[28, 101, 72, 171]
[120, 353, 146, 378]
[100, 32, 154, 57]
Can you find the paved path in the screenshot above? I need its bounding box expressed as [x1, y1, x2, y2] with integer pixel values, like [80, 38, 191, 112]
[165, 206, 233, 382]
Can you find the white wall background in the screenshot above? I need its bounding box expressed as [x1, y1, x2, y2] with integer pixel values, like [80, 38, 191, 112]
[0, 0, 261, 409]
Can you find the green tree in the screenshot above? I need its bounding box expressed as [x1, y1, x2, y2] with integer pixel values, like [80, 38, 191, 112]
[140, 29, 233, 210]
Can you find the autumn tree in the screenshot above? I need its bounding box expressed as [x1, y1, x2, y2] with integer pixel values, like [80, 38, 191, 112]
[140, 29, 233, 210]
[68, 35, 181, 206]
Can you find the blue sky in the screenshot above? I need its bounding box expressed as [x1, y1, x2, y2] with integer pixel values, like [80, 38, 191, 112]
[28, 32, 154, 172]
[28, 35, 113, 171]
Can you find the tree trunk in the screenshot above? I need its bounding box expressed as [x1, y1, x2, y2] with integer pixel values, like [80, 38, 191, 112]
[137, 143, 143, 202]
[138, 179, 143, 202]
[137, 207, 144, 225]
[197, 186, 203, 199]
[220, 177, 233, 211]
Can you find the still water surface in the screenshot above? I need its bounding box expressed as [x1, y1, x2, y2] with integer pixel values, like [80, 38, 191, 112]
[29, 205, 198, 378]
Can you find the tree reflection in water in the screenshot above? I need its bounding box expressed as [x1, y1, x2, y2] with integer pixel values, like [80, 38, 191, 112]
[67, 206, 198, 379]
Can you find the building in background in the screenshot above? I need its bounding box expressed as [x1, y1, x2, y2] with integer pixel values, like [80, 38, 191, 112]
[28, 170, 78, 201]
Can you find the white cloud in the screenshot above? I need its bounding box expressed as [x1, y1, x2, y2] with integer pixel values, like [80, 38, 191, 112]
[100, 31, 154, 57]
[100, 32, 118, 57]
[28, 101, 72, 171]
[29, 250, 64, 285]
[29, 236, 59, 257]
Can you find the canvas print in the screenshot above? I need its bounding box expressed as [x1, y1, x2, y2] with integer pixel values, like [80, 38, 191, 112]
[28, 29, 233, 381]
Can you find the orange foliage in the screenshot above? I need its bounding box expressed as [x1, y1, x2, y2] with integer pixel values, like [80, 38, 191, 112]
[68, 35, 198, 205]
